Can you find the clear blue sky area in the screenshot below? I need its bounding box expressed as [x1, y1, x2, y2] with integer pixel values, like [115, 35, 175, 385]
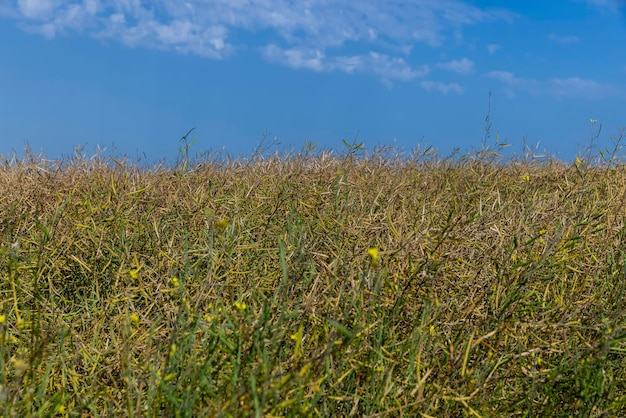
[1, 0, 625, 162]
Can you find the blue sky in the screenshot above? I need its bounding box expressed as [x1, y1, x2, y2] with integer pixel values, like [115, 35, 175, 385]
[1, 0, 625, 162]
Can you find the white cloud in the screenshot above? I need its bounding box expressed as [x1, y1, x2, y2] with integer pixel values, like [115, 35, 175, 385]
[3, 0, 514, 82]
[486, 71, 528, 86]
[263, 45, 326, 72]
[420, 80, 464, 94]
[486, 44, 500, 54]
[576, 0, 625, 11]
[109, 13, 124, 24]
[368, 52, 431, 81]
[263, 46, 430, 82]
[436, 58, 474, 75]
[17, 0, 58, 19]
[486, 71, 622, 99]
[575, 0, 626, 21]
[548, 77, 614, 98]
[547, 33, 580, 44]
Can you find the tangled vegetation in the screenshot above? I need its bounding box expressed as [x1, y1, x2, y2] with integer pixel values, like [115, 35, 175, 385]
[1, 137, 626, 416]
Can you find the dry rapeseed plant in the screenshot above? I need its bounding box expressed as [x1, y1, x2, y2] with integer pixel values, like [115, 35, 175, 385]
[0, 147, 625, 416]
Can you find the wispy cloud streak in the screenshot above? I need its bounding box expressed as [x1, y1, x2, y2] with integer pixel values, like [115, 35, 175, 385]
[547, 33, 579, 44]
[2, 0, 513, 82]
[486, 70, 623, 99]
[420, 80, 464, 94]
[436, 58, 475, 75]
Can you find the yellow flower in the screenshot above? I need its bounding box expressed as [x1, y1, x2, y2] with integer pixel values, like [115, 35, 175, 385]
[130, 313, 139, 325]
[215, 218, 228, 231]
[575, 157, 582, 165]
[521, 175, 530, 182]
[169, 343, 177, 358]
[235, 301, 247, 312]
[299, 363, 311, 376]
[129, 269, 139, 279]
[171, 277, 179, 289]
[0, 315, 5, 324]
[368, 247, 380, 266]
[57, 405, 66, 414]
[290, 324, 304, 358]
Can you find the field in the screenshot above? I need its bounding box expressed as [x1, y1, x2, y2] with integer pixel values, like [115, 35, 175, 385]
[1, 141, 626, 417]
